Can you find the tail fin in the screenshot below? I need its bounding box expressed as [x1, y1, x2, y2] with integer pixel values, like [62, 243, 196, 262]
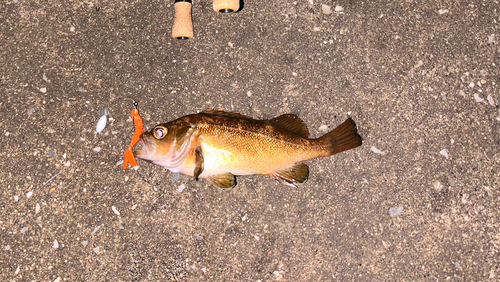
[317, 118, 362, 156]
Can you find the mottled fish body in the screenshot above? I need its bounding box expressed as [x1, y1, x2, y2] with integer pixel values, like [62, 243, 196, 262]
[134, 109, 362, 189]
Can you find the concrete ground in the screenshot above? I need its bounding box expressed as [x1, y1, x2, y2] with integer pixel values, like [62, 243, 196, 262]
[1, 0, 499, 281]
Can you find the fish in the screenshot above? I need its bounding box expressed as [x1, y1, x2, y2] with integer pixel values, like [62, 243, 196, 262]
[133, 109, 362, 189]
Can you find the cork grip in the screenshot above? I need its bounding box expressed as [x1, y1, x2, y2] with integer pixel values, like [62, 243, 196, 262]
[213, 0, 240, 13]
[172, 0, 193, 39]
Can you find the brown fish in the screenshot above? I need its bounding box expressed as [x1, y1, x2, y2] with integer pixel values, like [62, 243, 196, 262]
[133, 109, 362, 189]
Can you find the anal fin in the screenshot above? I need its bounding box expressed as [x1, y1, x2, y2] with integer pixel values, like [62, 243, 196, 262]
[207, 172, 237, 190]
[270, 163, 309, 188]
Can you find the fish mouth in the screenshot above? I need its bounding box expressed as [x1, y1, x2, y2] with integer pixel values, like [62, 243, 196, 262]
[132, 137, 152, 159]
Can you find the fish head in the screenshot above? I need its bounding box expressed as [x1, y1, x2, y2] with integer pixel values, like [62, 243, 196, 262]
[133, 122, 194, 169]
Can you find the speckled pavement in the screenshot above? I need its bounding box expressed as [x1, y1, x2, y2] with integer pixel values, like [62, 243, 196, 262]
[1, 1, 499, 281]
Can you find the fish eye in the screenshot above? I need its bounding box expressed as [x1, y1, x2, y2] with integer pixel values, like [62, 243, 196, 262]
[153, 126, 167, 139]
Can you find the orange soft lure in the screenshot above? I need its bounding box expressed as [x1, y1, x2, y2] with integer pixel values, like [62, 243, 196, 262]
[123, 100, 145, 169]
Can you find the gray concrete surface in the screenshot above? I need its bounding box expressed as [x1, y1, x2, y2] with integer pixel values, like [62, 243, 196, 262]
[1, 0, 499, 281]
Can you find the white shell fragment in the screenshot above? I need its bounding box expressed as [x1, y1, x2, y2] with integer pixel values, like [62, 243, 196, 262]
[112, 206, 120, 215]
[370, 146, 385, 155]
[96, 108, 109, 133]
[96, 115, 107, 133]
[440, 149, 449, 159]
[438, 9, 449, 15]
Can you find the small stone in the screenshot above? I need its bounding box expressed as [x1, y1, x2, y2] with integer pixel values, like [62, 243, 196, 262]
[21, 226, 28, 234]
[91, 226, 100, 235]
[178, 184, 186, 193]
[313, 27, 320, 32]
[15, 265, 20, 275]
[335, 5, 343, 12]
[82, 241, 88, 246]
[93, 147, 101, 152]
[488, 34, 495, 43]
[433, 180, 444, 192]
[14, 195, 19, 202]
[487, 95, 495, 106]
[35, 203, 41, 213]
[318, 125, 328, 132]
[53, 239, 59, 249]
[474, 94, 484, 103]
[389, 206, 403, 217]
[94, 246, 100, 253]
[26, 191, 33, 198]
[440, 149, 449, 159]
[40, 87, 47, 93]
[70, 26, 75, 32]
[438, 9, 449, 14]
[5, 245, 10, 251]
[171, 173, 180, 183]
[131, 204, 137, 210]
[462, 194, 468, 204]
[118, 217, 124, 229]
[322, 4, 332, 15]
[100, 108, 109, 117]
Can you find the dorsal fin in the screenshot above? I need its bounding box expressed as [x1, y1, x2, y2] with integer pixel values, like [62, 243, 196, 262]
[269, 114, 309, 138]
[202, 108, 251, 119]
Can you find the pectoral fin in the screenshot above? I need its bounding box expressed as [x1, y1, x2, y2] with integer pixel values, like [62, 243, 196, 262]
[270, 163, 309, 188]
[207, 172, 237, 190]
[193, 147, 204, 181]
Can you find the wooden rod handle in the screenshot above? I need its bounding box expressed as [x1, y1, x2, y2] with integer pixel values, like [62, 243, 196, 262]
[213, 0, 239, 13]
[172, 0, 193, 39]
